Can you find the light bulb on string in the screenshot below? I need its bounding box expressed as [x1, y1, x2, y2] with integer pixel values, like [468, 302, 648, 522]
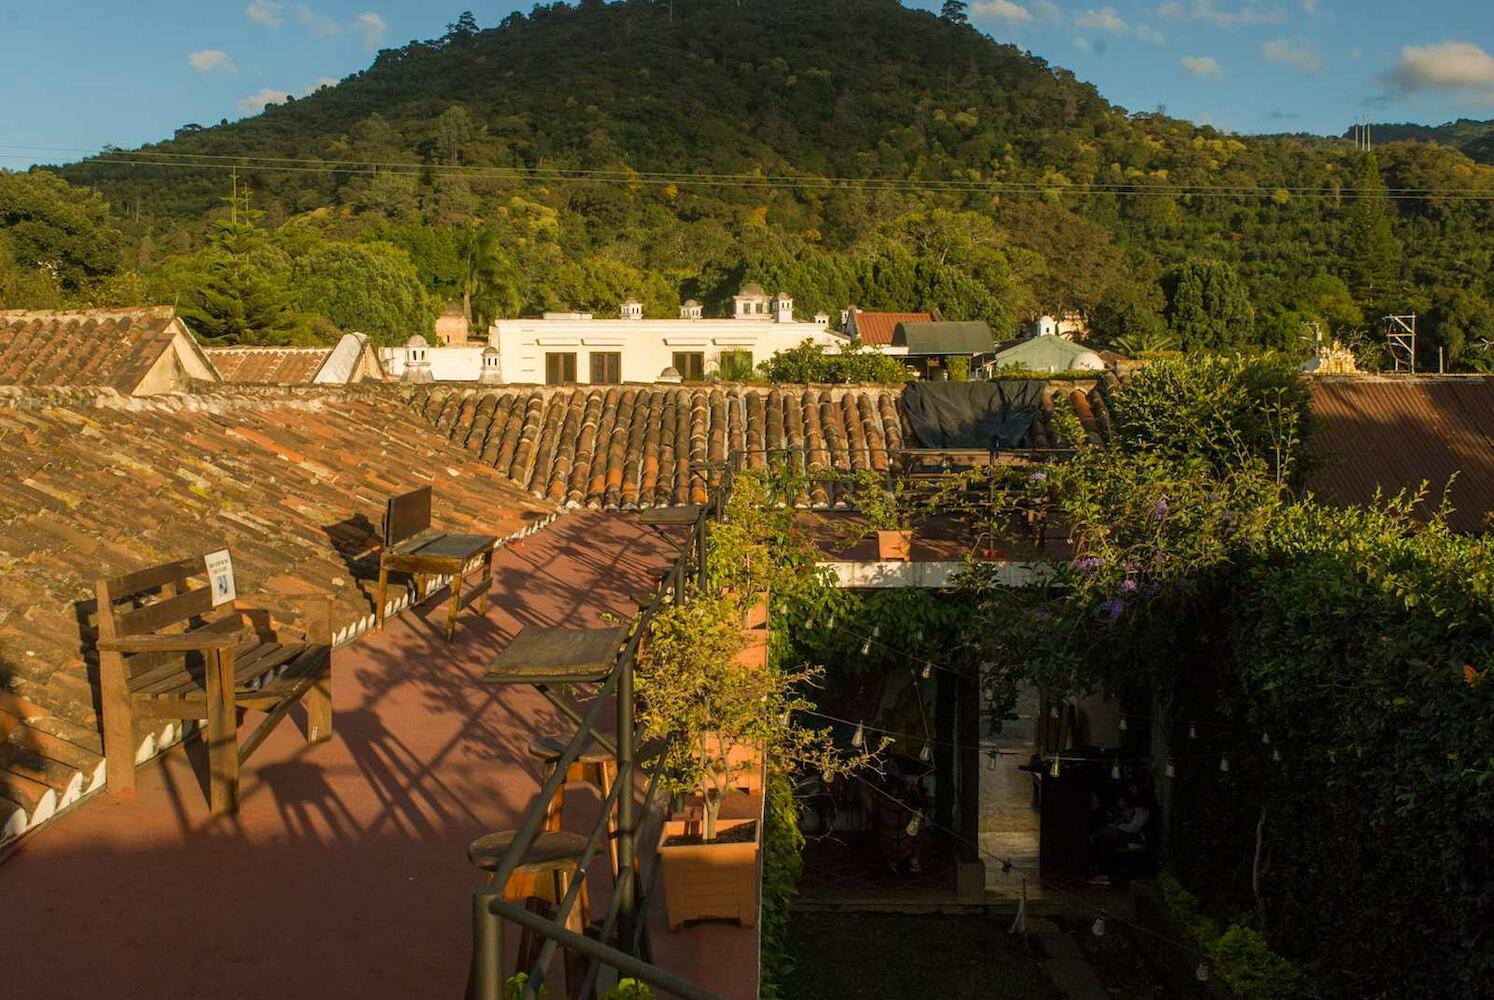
[1219, 757, 1230, 773]
[805, 617, 815, 632]
[914, 628, 924, 641]
[827, 615, 836, 630]
[920, 742, 933, 763]
[1165, 760, 1176, 779]
[861, 638, 872, 656]
[921, 662, 933, 680]
[1188, 723, 1198, 740]
[1050, 704, 1060, 719]
[1261, 732, 1271, 745]
[1091, 913, 1107, 938]
[1049, 756, 1061, 778]
[1110, 763, 1121, 780]
[821, 770, 833, 785]
[871, 625, 880, 639]
[851, 721, 865, 748]
[905, 815, 922, 837]
[1195, 962, 1211, 983]
[1272, 748, 1281, 763]
[1118, 717, 1128, 732]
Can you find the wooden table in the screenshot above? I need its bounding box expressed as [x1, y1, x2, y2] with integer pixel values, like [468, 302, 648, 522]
[376, 486, 498, 643]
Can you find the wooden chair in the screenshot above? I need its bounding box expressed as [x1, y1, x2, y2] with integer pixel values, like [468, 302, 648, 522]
[375, 486, 498, 643]
[95, 552, 334, 814]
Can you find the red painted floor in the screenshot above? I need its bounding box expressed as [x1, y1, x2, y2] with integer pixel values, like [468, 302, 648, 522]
[0, 513, 757, 1000]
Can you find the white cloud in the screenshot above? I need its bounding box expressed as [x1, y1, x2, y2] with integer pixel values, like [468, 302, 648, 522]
[236, 88, 293, 113]
[972, 1, 1033, 24]
[1181, 55, 1224, 77]
[1385, 41, 1494, 101]
[1159, 2, 1284, 28]
[296, 4, 341, 38]
[188, 49, 236, 73]
[1030, 1, 1064, 22]
[1073, 36, 1093, 51]
[1075, 6, 1126, 32]
[1136, 25, 1166, 44]
[1263, 38, 1323, 73]
[245, 0, 282, 27]
[355, 12, 386, 49]
[303, 77, 339, 95]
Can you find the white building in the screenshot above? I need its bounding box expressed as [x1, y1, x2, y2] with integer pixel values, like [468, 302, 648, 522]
[383, 283, 845, 384]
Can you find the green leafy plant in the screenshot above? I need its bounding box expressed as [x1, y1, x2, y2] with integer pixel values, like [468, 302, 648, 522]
[845, 469, 925, 533]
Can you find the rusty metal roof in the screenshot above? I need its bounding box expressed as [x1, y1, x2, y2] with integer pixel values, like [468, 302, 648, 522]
[1307, 376, 1494, 533]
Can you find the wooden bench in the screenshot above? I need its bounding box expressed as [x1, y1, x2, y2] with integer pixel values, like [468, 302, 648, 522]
[95, 551, 334, 814]
[375, 486, 498, 643]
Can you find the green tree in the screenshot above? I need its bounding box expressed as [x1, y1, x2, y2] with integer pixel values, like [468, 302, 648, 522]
[940, 1, 969, 25]
[1090, 279, 1167, 351]
[292, 240, 437, 345]
[1427, 286, 1494, 370]
[0, 170, 123, 291]
[177, 185, 303, 344]
[1163, 260, 1255, 353]
[457, 223, 523, 331]
[1344, 154, 1401, 303]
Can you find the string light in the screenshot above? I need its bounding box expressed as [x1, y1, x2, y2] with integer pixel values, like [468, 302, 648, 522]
[871, 625, 880, 639]
[914, 628, 924, 641]
[905, 815, 922, 836]
[861, 638, 872, 656]
[921, 662, 933, 680]
[1272, 748, 1282, 763]
[1219, 757, 1230, 773]
[1050, 756, 1062, 778]
[1188, 723, 1198, 740]
[1196, 961, 1211, 982]
[851, 721, 865, 748]
[920, 742, 934, 762]
[1119, 716, 1128, 732]
[1091, 913, 1107, 938]
[821, 770, 833, 784]
[1110, 763, 1121, 780]
[1165, 760, 1176, 778]
[1261, 732, 1271, 745]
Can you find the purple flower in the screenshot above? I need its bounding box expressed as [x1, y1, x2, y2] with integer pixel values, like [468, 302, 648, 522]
[1152, 498, 1169, 521]
[1123, 560, 1139, 573]
[1119, 578, 1138, 594]
[1097, 597, 1125, 622]
[1027, 471, 1048, 484]
[1073, 556, 1101, 574]
[1146, 581, 1162, 597]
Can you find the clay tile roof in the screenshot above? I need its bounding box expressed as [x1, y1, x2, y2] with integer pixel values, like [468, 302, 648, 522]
[1308, 376, 1494, 533]
[850, 308, 937, 346]
[0, 307, 199, 394]
[206, 346, 334, 385]
[411, 379, 1112, 511]
[0, 385, 551, 743]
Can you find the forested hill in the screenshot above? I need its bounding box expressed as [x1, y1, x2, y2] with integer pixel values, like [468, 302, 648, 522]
[13, 0, 1494, 369]
[1343, 119, 1494, 165]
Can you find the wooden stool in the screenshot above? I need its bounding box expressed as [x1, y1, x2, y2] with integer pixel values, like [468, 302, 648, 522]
[528, 734, 619, 878]
[468, 829, 593, 990]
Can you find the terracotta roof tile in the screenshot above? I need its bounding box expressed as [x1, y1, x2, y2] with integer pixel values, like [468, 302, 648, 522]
[206, 346, 333, 385]
[413, 382, 1109, 510]
[0, 385, 551, 735]
[0, 308, 189, 394]
[849, 308, 937, 346]
[1308, 376, 1494, 533]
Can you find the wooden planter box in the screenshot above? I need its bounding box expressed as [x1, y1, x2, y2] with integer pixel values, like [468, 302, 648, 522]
[877, 529, 913, 561]
[658, 767, 765, 931]
[741, 592, 770, 630]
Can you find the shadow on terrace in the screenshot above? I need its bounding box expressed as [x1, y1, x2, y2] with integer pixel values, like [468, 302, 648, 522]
[0, 513, 754, 1000]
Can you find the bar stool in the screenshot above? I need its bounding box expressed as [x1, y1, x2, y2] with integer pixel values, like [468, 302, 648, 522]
[528, 733, 619, 878]
[468, 829, 592, 989]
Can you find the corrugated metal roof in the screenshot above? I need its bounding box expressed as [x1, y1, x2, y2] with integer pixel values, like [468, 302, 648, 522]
[895, 321, 993, 355]
[1307, 376, 1494, 533]
[848, 308, 936, 346]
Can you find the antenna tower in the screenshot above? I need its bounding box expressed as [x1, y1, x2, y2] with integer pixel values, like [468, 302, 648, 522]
[1385, 314, 1416, 372]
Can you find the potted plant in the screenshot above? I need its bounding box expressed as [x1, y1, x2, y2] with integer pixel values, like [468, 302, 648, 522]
[848, 470, 924, 561]
[638, 594, 876, 930]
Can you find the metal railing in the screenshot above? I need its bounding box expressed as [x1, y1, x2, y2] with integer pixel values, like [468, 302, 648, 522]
[469, 469, 727, 1000]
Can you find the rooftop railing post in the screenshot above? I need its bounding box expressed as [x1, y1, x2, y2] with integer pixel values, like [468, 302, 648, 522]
[471, 885, 504, 1000]
[695, 511, 708, 592]
[615, 641, 638, 955]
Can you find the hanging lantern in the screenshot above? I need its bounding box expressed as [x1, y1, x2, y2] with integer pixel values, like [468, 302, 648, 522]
[1091, 913, 1107, 938]
[905, 815, 922, 837]
[851, 721, 865, 748]
[1165, 760, 1176, 779]
[920, 742, 934, 763]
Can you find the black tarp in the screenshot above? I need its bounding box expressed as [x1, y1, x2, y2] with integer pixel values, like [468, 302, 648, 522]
[901, 380, 1047, 450]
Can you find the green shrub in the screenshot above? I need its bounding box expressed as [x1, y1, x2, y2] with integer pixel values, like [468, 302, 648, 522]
[759, 770, 805, 999]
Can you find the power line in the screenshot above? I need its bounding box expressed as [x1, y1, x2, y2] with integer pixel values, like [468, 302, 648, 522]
[6, 144, 1494, 202]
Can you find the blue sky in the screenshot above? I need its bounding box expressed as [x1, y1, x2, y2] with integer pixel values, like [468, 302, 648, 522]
[3, 1, 1493, 170]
